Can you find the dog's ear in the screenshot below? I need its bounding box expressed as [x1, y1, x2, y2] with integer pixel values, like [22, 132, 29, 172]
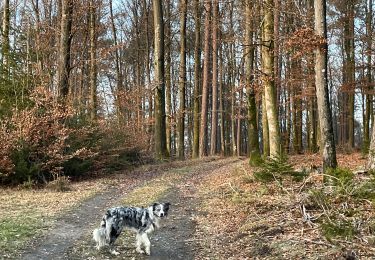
[152, 203, 158, 211]
[164, 202, 170, 210]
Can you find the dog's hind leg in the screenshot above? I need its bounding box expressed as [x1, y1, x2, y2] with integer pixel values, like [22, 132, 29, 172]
[109, 241, 120, 256]
[108, 227, 120, 255]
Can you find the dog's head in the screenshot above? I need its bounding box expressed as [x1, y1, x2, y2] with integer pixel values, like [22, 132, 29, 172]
[152, 202, 170, 218]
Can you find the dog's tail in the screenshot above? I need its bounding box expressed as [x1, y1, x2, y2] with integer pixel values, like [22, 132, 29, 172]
[93, 212, 110, 249]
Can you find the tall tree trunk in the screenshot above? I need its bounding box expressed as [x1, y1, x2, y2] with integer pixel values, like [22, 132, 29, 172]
[314, 0, 337, 171]
[274, 0, 280, 112]
[57, 0, 73, 99]
[153, 0, 168, 159]
[210, 0, 219, 155]
[165, 0, 172, 157]
[199, 0, 211, 157]
[192, 0, 201, 158]
[343, 1, 355, 147]
[262, 0, 281, 158]
[89, 0, 97, 121]
[245, 0, 261, 165]
[219, 40, 225, 156]
[364, 0, 372, 153]
[177, 0, 187, 159]
[2, 0, 10, 71]
[109, 0, 123, 120]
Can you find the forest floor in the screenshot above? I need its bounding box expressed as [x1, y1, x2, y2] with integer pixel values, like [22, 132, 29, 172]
[1, 153, 375, 259]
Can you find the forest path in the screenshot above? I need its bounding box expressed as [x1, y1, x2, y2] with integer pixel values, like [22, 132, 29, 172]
[19, 157, 242, 260]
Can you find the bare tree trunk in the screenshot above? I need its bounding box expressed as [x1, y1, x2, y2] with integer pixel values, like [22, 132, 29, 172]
[199, 0, 211, 157]
[109, 0, 123, 120]
[177, 0, 187, 159]
[314, 0, 337, 170]
[153, 0, 168, 159]
[367, 121, 375, 169]
[219, 40, 225, 156]
[236, 91, 242, 156]
[210, 0, 219, 155]
[89, 0, 97, 121]
[364, 0, 372, 153]
[245, 0, 261, 164]
[2, 0, 10, 71]
[165, 0, 172, 157]
[192, 0, 201, 158]
[57, 0, 73, 99]
[343, 1, 355, 148]
[262, 0, 281, 158]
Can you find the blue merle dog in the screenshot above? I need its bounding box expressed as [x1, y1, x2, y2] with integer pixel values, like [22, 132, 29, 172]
[93, 202, 170, 255]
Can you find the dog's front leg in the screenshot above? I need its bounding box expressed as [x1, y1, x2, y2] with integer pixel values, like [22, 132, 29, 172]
[141, 233, 151, 256]
[135, 233, 145, 254]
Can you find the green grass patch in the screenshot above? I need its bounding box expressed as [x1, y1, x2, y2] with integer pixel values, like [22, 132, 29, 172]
[0, 215, 44, 257]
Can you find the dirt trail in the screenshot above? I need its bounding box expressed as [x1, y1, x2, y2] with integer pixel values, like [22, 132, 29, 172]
[19, 157, 241, 260]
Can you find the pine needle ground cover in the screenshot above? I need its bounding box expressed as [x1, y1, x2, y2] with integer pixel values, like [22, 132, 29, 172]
[193, 153, 375, 259]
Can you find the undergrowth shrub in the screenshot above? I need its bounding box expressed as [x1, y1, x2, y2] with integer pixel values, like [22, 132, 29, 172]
[96, 119, 152, 172]
[0, 87, 95, 185]
[324, 167, 354, 186]
[254, 155, 306, 183]
[321, 219, 357, 241]
[303, 167, 375, 241]
[46, 176, 71, 192]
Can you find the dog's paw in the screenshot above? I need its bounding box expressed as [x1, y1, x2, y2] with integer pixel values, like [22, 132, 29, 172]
[136, 247, 145, 254]
[145, 249, 150, 256]
[110, 249, 120, 255]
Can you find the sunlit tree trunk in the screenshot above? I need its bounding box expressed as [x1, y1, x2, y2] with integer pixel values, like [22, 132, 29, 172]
[153, 0, 168, 159]
[314, 0, 337, 170]
[262, 0, 281, 158]
[199, 0, 211, 157]
[192, 0, 201, 159]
